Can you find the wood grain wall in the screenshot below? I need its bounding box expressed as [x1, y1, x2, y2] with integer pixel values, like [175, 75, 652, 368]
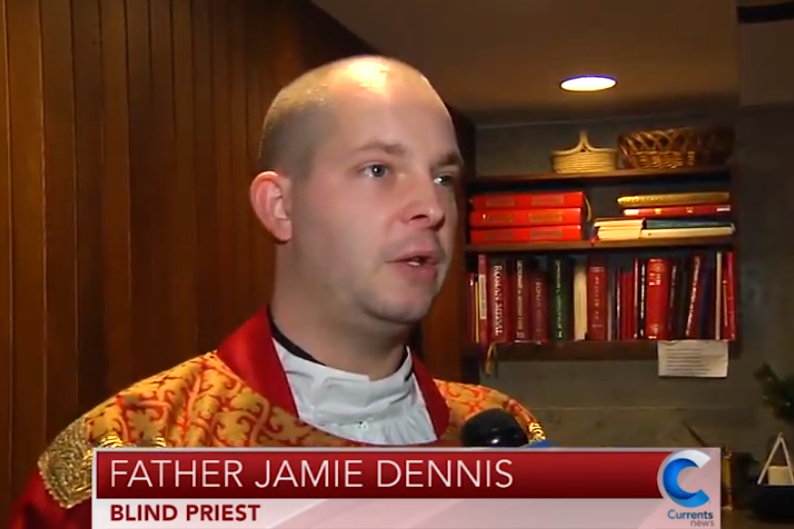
[0, 0, 476, 519]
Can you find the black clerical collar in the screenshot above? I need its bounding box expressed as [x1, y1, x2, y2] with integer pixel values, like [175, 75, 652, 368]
[267, 309, 413, 381]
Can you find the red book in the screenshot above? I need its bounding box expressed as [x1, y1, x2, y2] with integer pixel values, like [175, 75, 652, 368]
[470, 191, 585, 211]
[528, 270, 548, 342]
[666, 261, 681, 339]
[465, 273, 477, 344]
[622, 204, 731, 218]
[586, 257, 608, 340]
[614, 270, 622, 340]
[470, 208, 583, 228]
[476, 255, 489, 345]
[488, 256, 511, 343]
[620, 267, 637, 340]
[645, 258, 672, 339]
[685, 255, 705, 338]
[723, 252, 737, 340]
[513, 258, 530, 340]
[470, 225, 582, 245]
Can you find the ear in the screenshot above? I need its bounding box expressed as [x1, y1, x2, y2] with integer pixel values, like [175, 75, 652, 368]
[250, 171, 292, 242]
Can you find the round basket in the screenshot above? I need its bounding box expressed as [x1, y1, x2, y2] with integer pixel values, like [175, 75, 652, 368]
[551, 130, 617, 174]
[617, 126, 734, 169]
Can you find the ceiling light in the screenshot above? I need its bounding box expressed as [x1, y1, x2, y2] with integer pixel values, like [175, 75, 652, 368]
[560, 76, 617, 92]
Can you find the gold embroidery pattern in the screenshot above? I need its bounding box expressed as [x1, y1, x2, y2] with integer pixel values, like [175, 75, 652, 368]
[83, 353, 357, 449]
[527, 421, 547, 443]
[38, 418, 169, 509]
[38, 418, 93, 509]
[57, 353, 544, 457]
[37, 353, 545, 509]
[97, 433, 167, 449]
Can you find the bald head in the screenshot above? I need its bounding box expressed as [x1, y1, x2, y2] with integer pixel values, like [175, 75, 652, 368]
[256, 55, 441, 178]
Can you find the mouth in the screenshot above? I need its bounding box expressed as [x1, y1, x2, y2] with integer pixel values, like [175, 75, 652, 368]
[393, 250, 441, 268]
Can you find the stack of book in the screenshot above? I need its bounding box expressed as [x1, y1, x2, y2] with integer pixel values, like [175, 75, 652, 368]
[465, 250, 738, 347]
[468, 191, 587, 245]
[593, 191, 734, 241]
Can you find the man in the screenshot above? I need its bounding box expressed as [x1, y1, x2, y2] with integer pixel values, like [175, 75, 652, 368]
[7, 55, 546, 528]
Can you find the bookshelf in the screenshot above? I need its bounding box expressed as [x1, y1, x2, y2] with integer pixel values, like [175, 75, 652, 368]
[466, 235, 733, 254]
[463, 340, 739, 362]
[462, 161, 738, 367]
[465, 165, 732, 189]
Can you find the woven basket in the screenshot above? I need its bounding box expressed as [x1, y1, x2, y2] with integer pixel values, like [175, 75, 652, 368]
[617, 126, 734, 169]
[551, 130, 617, 174]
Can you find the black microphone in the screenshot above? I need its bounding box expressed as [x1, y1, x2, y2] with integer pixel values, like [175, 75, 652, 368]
[460, 408, 530, 447]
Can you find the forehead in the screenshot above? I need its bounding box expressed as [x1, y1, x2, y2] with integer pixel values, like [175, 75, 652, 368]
[323, 89, 459, 159]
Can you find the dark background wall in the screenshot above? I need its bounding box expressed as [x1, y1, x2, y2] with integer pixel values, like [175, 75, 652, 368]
[0, 0, 474, 519]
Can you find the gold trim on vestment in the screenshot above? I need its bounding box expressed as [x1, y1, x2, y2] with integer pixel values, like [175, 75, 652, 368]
[528, 421, 547, 443]
[38, 418, 166, 509]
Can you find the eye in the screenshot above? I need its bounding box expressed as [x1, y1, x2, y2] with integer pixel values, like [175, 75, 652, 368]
[362, 164, 390, 178]
[433, 173, 457, 187]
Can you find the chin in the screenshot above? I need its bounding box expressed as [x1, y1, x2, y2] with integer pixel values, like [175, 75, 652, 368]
[367, 298, 433, 326]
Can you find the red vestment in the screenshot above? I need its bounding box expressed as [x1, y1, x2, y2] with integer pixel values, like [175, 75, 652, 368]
[7, 310, 545, 528]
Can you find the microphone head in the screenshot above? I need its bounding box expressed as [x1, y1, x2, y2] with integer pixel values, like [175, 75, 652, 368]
[459, 408, 529, 447]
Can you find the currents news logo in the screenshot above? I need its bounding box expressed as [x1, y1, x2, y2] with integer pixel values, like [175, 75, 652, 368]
[658, 450, 715, 526]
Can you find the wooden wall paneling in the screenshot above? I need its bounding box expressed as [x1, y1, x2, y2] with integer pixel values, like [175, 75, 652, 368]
[151, 0, 193, 372]
[149, 0, 176, 371]
[99, 0, 134, 399]
[0, 0, 482, 521]
[211, 1, 238, 339]
[125, 0, 157, 383]
[245, 0, 274, 306]
[73, 0, 106, 415]
[40, 0, 79, 441]
[172, 0, 200, 364]
[229, 0, 254, 324]
[7, 0, 48, 505]
[191, 0, 219, 353]
[270, 0, 303, 87]
[0, 0, 12, 518]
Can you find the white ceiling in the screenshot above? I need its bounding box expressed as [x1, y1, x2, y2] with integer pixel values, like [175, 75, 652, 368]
[311, 0, 793, 126]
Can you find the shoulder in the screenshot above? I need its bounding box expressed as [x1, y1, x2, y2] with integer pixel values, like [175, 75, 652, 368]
[37, 416, 94, 510]
[83, 352, 230, 443]
[37, 353, 226, 510]
[434, 379, 546, 444]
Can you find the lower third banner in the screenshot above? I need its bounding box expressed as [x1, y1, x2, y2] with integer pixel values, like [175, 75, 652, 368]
[92, 447, 722, 528]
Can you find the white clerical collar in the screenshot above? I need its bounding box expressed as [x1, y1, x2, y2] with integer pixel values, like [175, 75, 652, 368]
[273, 340, 419, 425]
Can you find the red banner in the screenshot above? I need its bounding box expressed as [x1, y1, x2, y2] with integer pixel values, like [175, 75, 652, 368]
[95, 449, 672, 499]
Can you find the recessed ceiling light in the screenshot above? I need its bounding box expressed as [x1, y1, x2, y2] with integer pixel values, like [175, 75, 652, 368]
[560, 76, 617, 92]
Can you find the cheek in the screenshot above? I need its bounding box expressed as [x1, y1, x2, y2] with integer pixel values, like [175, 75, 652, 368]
[447, 197, 459, 224]
[442, 194, 459, 240]
[294, 196, 370, 265]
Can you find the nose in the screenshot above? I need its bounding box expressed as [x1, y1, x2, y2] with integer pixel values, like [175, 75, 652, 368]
[400, 173, 447, 229]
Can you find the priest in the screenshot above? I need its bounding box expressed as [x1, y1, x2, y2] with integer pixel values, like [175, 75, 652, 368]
[7, 55, 547, 529]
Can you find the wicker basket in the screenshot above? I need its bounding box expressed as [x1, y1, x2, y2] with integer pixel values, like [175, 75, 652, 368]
[617, 126, 734, 169]
[551, 130, 617, 174]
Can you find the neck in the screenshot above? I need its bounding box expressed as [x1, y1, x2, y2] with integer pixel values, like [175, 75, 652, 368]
[269, 290, 409, 381]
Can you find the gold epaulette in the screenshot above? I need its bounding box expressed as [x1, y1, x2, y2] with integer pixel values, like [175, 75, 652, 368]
[38, 417, 167, 510]
[527, 421, 547, 444]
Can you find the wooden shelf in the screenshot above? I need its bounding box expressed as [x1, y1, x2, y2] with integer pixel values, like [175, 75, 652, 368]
[466, 235, 733, 254]
[465, 340, 739, 362]
[466, 165, 731, 190]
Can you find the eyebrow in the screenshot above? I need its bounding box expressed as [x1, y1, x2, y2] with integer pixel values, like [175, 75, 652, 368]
[354, 140, 465, 173]
[436, 151, 466, 174]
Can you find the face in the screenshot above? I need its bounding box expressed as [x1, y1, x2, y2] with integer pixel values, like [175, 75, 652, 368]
[288, 76, 462, 328]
